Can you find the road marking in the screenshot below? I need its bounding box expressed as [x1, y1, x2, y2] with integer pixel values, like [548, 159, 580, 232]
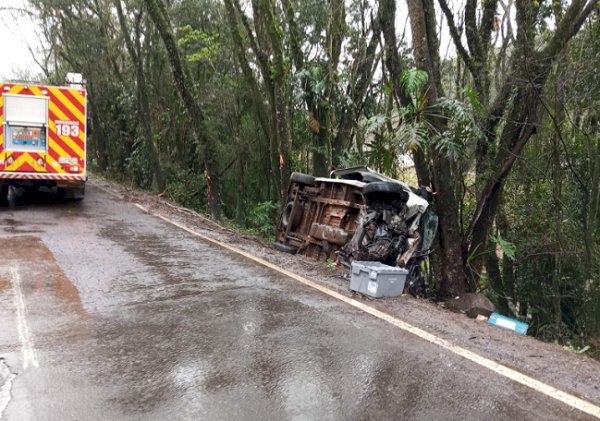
[132, 204, 600, 418]
[10, 267, 39, 370]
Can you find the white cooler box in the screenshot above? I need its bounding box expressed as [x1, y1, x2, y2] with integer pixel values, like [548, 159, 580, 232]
[350, 261, 408, 298]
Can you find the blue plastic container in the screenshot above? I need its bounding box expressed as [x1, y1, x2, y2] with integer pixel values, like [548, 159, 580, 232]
[488, 312, 528, 335]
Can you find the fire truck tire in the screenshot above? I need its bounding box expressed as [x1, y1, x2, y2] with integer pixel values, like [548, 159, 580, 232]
[58, 186, 85, 200]
[0, 184, 8, 206]
[22, 186, 38, 196]
[363, 182, 409, 204]
[272, 242, 298, 255]
[290, 172, 316, 186]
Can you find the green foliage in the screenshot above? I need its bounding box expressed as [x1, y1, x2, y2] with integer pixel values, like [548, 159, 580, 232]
[489, 233, 517, 261]
[363, 114, 388, 135]
[400, 69, 429, 106]
[177, 25, 221, 62]
[395, 121, 429, 151]
[325, 258, 337, 269]
[431, 95, 484, 160]
[464, 85, 485, 114]
[125, 138, 153, 190]
[365, 134, 396, 172]
[166, 167, 207, 213]
[335, 149, 366, 169]
[394, 70, 483, 162]
[247, 201, 278, 239]
[294, 65, 327, 98]
[488, 18, 600, 353]
[562, 343, 590, 354]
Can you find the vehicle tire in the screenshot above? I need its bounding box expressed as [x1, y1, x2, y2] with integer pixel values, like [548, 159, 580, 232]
[363, 182, 409, 205]
[281, 201, 302, 230]
[290, 172, 316, 186]
[272, 242, 299, 254]
[406, 263, 427, 298]
[0, 184, 9, 207]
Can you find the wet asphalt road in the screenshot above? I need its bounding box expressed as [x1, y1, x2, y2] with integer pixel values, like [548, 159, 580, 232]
[0, 184, 594, 420]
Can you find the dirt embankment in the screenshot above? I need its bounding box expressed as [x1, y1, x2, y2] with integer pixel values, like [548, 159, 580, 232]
[93, 176, 600, 407]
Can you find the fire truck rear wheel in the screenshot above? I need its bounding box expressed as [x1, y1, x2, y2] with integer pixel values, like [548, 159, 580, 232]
[0, 184, 9, 207]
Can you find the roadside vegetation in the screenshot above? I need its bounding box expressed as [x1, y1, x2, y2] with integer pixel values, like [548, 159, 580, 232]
[14, 0, 599, 358]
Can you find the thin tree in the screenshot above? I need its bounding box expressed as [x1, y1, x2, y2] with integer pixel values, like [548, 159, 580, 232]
[114, 0, 166, 193]
[143, 0, 221, 218]
[405, 0, 597, 296]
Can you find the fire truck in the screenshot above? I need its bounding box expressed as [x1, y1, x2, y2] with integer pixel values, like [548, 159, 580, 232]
[0, 81, 87, 205]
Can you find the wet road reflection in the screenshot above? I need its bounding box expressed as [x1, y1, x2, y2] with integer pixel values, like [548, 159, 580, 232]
[0, 184, 593, 421]
[0, 236, 85, 315]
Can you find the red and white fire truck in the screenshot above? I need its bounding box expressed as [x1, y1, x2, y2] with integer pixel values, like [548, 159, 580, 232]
[0, 81, 87, 204]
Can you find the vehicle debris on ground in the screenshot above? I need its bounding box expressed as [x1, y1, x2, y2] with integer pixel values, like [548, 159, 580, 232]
[488, 312, 529, 334]
[349, 261, 408, 298]
[274, 167, 438, 296]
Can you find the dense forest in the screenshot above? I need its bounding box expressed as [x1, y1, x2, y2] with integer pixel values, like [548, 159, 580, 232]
[12, 0, 599, 356]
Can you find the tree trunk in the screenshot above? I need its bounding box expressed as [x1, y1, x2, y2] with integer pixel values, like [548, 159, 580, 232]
[229, 0, 292, 203]
[406, 0, 468, 297]
[331, 18, 381, 168]
[87, 82, 108, 171]
[224, 0, 279, 200]
[464, 0, 597, 288]
[143, 0, 221, 218]
[485, 249, 512, 316]
[379, 0, 408, 107]
[115, 0, 166, 192]
[283, 0, 342, 176]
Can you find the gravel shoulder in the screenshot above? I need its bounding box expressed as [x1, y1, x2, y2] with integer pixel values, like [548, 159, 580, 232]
[92, 176, 600, 407]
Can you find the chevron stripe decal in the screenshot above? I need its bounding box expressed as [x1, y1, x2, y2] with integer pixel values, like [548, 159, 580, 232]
[0, 82, 86, 181]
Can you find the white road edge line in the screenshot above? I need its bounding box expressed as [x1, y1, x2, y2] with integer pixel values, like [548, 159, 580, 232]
[131, 203, 600, 419]
[10, 267, 39, 370]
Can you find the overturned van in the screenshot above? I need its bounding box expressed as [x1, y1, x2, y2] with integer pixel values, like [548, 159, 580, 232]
[274, 167, 438, 295]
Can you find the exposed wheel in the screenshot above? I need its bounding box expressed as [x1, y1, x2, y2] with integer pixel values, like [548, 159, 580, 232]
[272, 242, 298, 254]
[281, 201, 302, 230]
[290, 172, 316, 186]
[363, 181, 408, 205]
[406, 263, 427, 297]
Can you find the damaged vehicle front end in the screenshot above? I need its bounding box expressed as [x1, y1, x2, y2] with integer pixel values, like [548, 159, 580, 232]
[274, 167, 438, 296]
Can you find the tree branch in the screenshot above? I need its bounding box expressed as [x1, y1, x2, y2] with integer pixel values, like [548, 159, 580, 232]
[281, 0, 303, 70]
[464, 0, 482, 57]
[233, 0, 272, 94]
[0, 7, 35, 17]
[114, 0, 137, 63]
[437, 0, 475, 74]
[479, 0, 499, 49]
[379, 0, 411, 108]
[540, 0, 597, 62]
